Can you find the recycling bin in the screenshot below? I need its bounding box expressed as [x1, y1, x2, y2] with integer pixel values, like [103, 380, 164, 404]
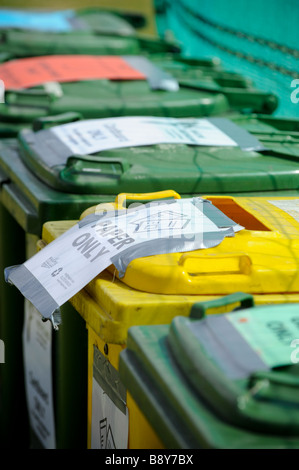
[0, 136, 113, 449]
[0, 53, 278, 132]
[119, 294, 299, 448]
[17, 113, 299, 196]
[37, 191, 299, 449]
[0, 7, 178, 58]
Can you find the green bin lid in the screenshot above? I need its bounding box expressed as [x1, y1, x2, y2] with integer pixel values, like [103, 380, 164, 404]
[0, 138, 113, 234]
[119, 297, 299, 448]
[17, 113, 299, 195]
[0, 27, 180, 59]
[166, 295, 299, 436]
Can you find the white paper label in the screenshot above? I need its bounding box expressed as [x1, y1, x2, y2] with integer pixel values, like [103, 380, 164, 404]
[50, 116, 238, 156]
[23, 199, 241, 309]
[268, 199, 299, 223]
[91, 377, 129, 449]
[23, 300, 56, 449]
[6, 198, 243, 327]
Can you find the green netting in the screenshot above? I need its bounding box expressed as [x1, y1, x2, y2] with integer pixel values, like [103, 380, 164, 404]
[156, 0, 299, 117]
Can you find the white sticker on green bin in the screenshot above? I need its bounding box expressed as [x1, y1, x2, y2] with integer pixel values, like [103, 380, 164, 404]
[23, 301, 56, 449]
[91, 347, 128, 449]
[5, 198, 243, 328]
[49, 116, 246, 157]
[226, 308, 299, 369]
[190, 307, 299, 380]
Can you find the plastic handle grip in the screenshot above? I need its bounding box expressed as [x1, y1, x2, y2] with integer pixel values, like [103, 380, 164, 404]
[80, 190, 181, 220]
[33, 112, 83, 131]
[190, 292, 255, 320]
[178, 253, 252, 276]
[114, 190, 181, 209]
[5, 88, 54, 105]
[65, 155, 130, 173]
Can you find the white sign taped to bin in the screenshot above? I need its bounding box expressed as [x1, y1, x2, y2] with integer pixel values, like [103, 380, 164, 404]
[91, 378, 129, 449]
[5, 198, 243, 328]
[91, 346, 129, 449]
[23, 300, 56, 449]
[50, 116, 238, 156]
[91, 377, 129, 449]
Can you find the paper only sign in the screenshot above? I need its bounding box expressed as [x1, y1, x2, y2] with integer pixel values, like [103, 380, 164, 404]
[5, 197, 243, 328]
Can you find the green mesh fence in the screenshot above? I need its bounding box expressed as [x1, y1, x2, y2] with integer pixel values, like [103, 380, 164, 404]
[155, 0, 299, 117]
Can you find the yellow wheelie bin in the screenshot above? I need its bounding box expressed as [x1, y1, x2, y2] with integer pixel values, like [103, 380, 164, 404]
[18, 190, 299, 449]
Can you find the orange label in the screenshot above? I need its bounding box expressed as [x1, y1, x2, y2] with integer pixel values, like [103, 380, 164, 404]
[0, 55, 146, 89]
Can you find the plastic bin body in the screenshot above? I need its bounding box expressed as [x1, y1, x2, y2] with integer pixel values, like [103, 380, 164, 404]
[0, 140, 115, 449]
[0, 10, 177, 58]
[0, 54, 278, 127]
[39, 193, 299, 448]
[167, 300, 299, 436]
[0, 79, 229, 123]
[87, 324, 163, 449]
[118, 301, 299, 449]
[16, 114, 299, 197]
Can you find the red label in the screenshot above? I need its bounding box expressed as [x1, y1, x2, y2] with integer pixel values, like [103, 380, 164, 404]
[0, 55, 146, 89]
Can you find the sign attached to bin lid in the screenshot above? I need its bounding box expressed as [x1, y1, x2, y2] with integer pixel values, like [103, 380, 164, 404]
[190, 306, 299, 379]
[0, 55, 179, 91]
[31, 116, 266, 168]
[5, 197, 243, 329]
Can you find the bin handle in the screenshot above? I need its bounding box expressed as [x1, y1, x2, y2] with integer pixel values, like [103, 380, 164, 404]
[65, 155, 131, 173]
[33, 112, 83, 131]
[5, 88, 54, 105]
[80, 190, 181, 220]
[115, 190, 181, 209]
[190, 292, 255, 319]
[178, 253, 252, 275]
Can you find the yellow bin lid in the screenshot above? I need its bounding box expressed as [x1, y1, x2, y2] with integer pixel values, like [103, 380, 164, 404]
[41, 191, 299, 343]
[80, 191, 299, 296]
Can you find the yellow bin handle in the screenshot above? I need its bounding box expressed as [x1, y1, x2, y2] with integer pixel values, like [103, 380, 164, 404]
[114, 190, 181, 209]
[80, 190, 181, 219]
[178, 253, 252, 276]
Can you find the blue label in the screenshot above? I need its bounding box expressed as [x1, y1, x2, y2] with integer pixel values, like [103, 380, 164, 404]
[0, 9, 75, 32]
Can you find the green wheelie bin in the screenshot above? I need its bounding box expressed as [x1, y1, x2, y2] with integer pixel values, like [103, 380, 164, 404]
[119, 293, 299, 448]
[0, 53, 278, 134]
[17, 113, 299, 196]
[0, 133, 113, 449]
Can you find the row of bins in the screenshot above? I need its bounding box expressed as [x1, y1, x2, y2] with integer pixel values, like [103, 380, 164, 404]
[0, 5, 298, 450]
